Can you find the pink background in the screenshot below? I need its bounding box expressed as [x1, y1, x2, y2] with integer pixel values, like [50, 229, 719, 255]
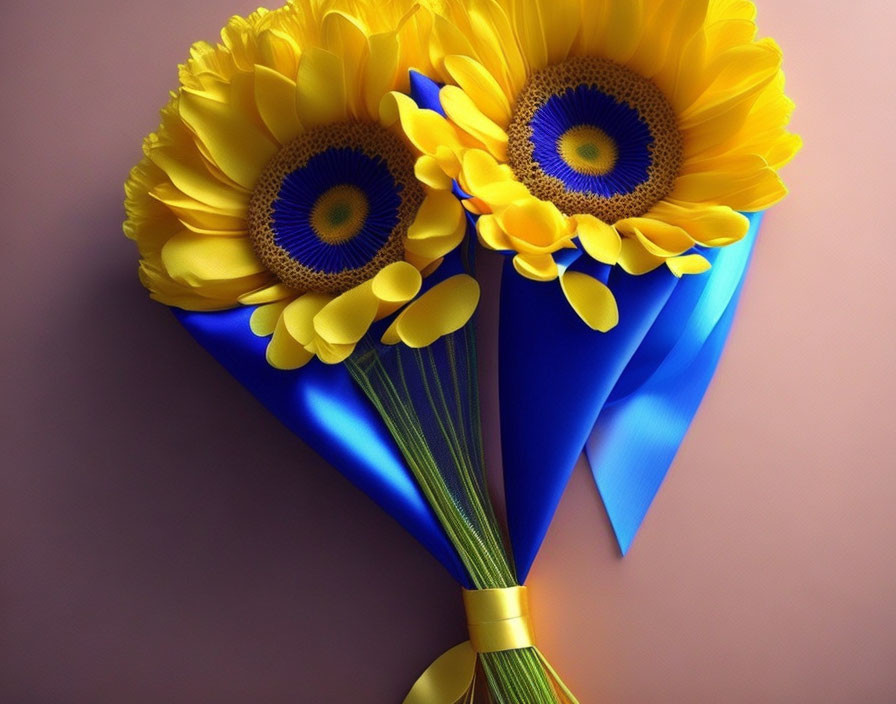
[2, 1, 894, 702]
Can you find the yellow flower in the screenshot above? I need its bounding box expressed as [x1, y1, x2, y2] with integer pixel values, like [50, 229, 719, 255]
[386, 0, 801, 331]
[124, 1, 478, 369]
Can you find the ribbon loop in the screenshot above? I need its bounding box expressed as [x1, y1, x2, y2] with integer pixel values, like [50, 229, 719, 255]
[403, 587, 578, 704]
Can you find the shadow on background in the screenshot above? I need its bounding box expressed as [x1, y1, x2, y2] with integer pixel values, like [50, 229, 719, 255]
[1, 194, 464, 703]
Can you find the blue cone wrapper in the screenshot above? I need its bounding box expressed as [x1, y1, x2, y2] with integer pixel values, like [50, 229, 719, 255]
[174, 250, 473, 588]
[501, 214, 762, 579]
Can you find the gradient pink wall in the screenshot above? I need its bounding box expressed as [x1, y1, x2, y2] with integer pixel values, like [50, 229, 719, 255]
[2, 1, 894, 702]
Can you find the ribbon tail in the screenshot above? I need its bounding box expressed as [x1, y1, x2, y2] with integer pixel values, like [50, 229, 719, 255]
[402, 642, 477, 704]
[534, 648, 580, 704]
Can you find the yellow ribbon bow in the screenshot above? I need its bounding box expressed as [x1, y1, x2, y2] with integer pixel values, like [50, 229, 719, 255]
[402, 586, 579, 704]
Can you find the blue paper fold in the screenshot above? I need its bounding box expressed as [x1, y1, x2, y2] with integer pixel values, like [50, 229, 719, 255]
[500, 214, 762, 579]
[590, 214, 761, 554]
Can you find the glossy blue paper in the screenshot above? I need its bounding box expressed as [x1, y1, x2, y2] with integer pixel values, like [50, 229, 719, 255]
[590, 214, 760, 554]
[501, 213, 762, 579]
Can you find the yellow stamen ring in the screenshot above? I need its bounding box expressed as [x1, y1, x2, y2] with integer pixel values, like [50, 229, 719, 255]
[558, 125, 618, 176]
[310, 185, 369, 244]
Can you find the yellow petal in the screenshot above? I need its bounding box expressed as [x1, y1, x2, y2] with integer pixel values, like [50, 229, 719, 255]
[266, 317, 314, 370]
[387, 274, 480, 348]
[766, 132, 803, 170]
[682, 97, 757, 158]
[443, 55, 511, 126]
[403, 251, 444, 277]
[539, 0, 580, 64]
[365, 32, 400, 119]
[440, 85, 508, 160]
[458, 149, 517, 192]
[146, 139, 249, 212]
[649, 200, 749, 246]
[618, 237, 666, 275]
[706, 17, 758, 55]
[282, 293, 331, 346]
[512, 0, 549, 70]
[678, 39, 782, 124]
[150, 182, 247, 232]
[407, 189, 465, 241]
[322, 11, 368, 119]
[667, 254, 712, 278]
[692, 71, 800, 167]
[372, 261, 422, 303]
[560, 271, 619, 332]
[477, 214, 513, 251]
[649, 0, 710, 91]
[312, 281, 379, 345]
[250, 300, 289, 336]
[253, 64, 303, 145]
[470, 182, 531, 212]
[405, 215, 467, 263]
[296, 47, 348, 128]
[415, 155, 453, 190]
[238, 283, 296, 305]
[257, 28, 301, 79]
[498, 198, 571, 251]
[313, 337, 357, 365]
[381, 92, 464, 158]
[404, 190, 467, 262]
[178, 89, 278, 190]
[573, 215, 622, 264]
[601, 0, 646, 64]
[467, 2, 527, 98]
[428, 12, 476, 67]
[513, 253, 559, 282]
[671, 154, 787, 210]
[616, 217, 695, 257]
[458, 149, 529, 212]
[161, 233, 266, 284]
[629, 0, 707, 80]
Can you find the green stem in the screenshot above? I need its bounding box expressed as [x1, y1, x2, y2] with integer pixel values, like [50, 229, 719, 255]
[346, 328, 561, 704]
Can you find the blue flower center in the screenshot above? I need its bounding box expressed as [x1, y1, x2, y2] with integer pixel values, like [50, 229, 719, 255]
[248, 123, 423, 293]
[272, 147, 401, 273]
[507, 58, 682, 224]
[530, 85, 653, 197]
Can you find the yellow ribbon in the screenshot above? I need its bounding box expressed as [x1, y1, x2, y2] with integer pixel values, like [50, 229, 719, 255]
[402, 587, 579, 704]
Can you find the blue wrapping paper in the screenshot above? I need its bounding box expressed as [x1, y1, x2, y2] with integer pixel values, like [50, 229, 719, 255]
[174, 248, 474, 587]
[500, 214, 762, 578]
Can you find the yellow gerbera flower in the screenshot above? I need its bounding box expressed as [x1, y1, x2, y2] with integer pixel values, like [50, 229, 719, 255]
[386, 0, 801, 330]
[124, 0, 477, 369]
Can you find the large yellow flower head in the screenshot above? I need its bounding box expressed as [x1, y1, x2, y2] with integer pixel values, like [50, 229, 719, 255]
[387, 0, 801, 330]
[124, 0, 478, 369]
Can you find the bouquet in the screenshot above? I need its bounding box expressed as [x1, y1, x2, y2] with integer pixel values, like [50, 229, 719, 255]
[124, 1, 799, 701]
